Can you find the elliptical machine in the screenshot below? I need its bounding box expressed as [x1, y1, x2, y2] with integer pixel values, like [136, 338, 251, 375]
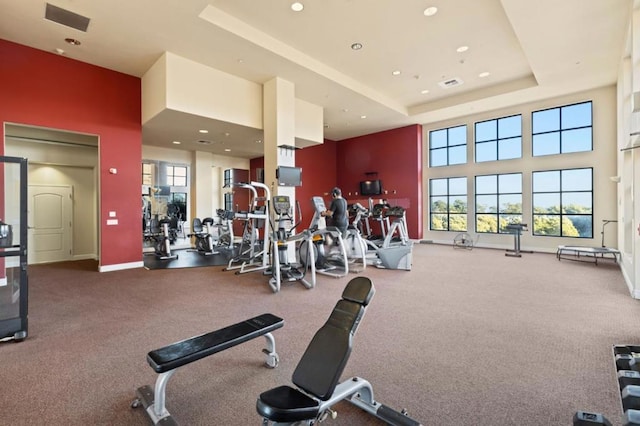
[267, 195, 315, 293]
[299, 196, 350, 278]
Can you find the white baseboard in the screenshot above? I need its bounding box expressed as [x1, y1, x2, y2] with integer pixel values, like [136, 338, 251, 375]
[99, 261, 144, 272]
[0, 277, 6, 287]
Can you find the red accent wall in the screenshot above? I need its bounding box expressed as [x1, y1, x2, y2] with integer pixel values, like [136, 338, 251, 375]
[295, 140, 338, 227]
[0, 39, 142, 268]
[335, 125, 423, 239]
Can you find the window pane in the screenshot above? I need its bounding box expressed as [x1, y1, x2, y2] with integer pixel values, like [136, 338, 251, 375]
[449, 195, 467, 213]
[533, 215, 561, 236]
[562, 192, 592, 214]
[498, 115, 521, 138]
[561, 128, 592, 153]
[449, 214, 467, 231]
[533, 171, 560, 192]
[175, 167, 187, 177]
[174, 177, 187, 186]
[499, 194, 522, 213]
[431, 196, 448, 212]
[499, 173, 522, 193]
[561, 102, 591, 129]
[430, 129, 447, 148]
[476, 175, 497, 194]
[564, 215, 593, 238]
[430, 179, 448, 195]
[533, 193, 560, 214]
[476, 141, 497, 162]
[498, 137, 522, 160]
[475, 120, 496, 142]
[449, 177, 467, 194]
[476, 194, 497, 213]
[431, 214, 448, 230]
[561, 168, 592, 191]
[532, 133, 560, 156]
[533, 108, 559, 133]
[476, 214, 498, 233]
[430, 148, 447, 167]
[449, 145, 467, 165]
[449, 125, 467, 145]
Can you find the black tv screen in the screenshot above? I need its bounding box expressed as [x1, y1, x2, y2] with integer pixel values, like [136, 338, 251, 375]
[277, 166, 302, 187]
[360, 179, 382, 195]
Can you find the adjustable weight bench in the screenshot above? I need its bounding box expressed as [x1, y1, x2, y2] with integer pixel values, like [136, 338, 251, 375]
[256, 277, 422, 425]
[132, 313, 283, 425]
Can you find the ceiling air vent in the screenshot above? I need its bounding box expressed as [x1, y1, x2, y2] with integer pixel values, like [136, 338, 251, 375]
[196, 140, 214, 145]
[45, 3, 90, 32]
[438, 77, 464, 89]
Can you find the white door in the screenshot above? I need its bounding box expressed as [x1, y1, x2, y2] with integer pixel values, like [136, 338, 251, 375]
[28, 185, 73, 264]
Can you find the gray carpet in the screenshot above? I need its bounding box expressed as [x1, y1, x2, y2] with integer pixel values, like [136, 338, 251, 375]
[1, 244, 636, 425]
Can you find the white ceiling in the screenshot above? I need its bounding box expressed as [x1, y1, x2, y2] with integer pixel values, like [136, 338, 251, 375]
[0, 0, 631, 159]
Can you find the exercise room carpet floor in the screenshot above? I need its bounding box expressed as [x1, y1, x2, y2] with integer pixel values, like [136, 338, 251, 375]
[4, 244, 639, 425]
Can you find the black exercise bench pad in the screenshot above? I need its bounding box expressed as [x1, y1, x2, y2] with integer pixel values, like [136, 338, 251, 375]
[147, 313, 283, 373]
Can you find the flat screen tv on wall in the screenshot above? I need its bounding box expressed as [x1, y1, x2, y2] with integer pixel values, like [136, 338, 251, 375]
[360, 179, 382, 196]
[276, 166, 302, 187]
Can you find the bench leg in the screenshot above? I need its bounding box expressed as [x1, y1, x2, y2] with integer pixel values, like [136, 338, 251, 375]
[262, 332, 280, 368]
[153, 369, 176, 420]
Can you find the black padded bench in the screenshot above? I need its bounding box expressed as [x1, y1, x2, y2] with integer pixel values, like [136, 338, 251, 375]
[132, 313, 283, 425]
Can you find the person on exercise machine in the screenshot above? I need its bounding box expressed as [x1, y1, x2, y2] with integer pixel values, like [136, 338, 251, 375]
[321, 187, 349, 237]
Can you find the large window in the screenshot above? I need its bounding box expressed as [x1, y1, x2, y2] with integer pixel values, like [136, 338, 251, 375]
[167, 165, 187, 187]
[429, 177, 467, 231]
[532, 168, 593, 238]
[429, 125, 467, 167]
[475, 173, 523, 233]
[475, 115, 522, 163]
[532, 101, 592, 156]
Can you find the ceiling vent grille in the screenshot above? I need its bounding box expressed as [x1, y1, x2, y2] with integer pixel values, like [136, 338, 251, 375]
[438, 77, 464, 89]
[45, 3, 90, 32]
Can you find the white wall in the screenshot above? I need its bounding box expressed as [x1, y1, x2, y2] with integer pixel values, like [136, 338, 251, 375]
[616, 5, 640, 298]
[422, 85, 617, 253]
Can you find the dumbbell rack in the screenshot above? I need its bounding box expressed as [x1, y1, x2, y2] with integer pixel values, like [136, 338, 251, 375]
[612, 345, 640, 425]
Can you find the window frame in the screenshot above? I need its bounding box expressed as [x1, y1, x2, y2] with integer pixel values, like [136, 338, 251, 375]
[531, 100, 593, 157]
[429, 176, 468, 232]
[474, 114, 523, 163]
[531, 167, 594, 238]
[474, 172, 523, 234]
[428, 125, 467, 167]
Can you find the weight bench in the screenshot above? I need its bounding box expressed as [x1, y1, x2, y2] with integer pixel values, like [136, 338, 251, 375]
[132, 313, 283, 425]
[256, 277, 422, 425]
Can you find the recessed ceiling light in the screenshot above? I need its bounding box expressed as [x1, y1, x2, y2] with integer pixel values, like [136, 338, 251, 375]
[255, 140, 263, 144]
[478, 72, 490, 78]
[392, 70, 401, 76]
[224, 148, 231, 152]
[423, 6, 438, 16]
[172, 141, 181, 145]
[360, 115, 367, 119]
[199, 129, 209, 134]
[421, 89, 430, 94]
[456, 45, 469, 53]
[55, 48, 65, 55]
[64, 38, 81, 46]
[351, 42, 363, 50]
[291, 2, 304, 12]
[224, 132, 230, 137]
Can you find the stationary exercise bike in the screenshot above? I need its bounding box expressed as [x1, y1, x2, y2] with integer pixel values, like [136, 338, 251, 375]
[188, 217, 218, 256]
[150, 217, 178, 260]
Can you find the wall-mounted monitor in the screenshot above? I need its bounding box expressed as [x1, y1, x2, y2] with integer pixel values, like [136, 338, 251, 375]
[276, 166, 302, 187]
[360, 179, 382, 196]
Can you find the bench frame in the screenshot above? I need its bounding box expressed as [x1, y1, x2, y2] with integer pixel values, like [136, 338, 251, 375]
[132, 314, 282, 425]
